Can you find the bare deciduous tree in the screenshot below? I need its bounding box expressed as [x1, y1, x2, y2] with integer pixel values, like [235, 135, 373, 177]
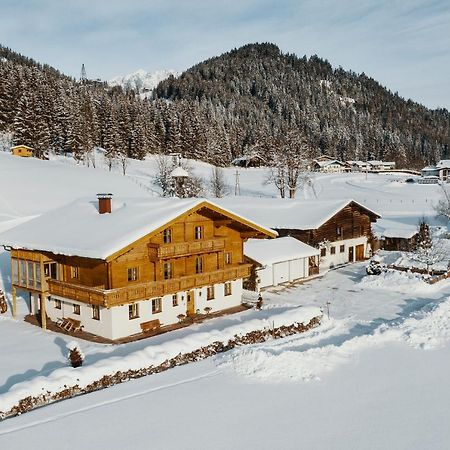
[209, 166, 229, 198]
[265, 130, 315, 199]
[434, 184, 450, 220]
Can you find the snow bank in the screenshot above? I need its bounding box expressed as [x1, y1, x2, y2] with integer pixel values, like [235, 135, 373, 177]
[0, 306, 320, 414]
[219, 296, 450, 382]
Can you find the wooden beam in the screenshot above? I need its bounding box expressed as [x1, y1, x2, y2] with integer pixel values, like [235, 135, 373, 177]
[214, 219, 232, 227]
[12, 286, 16, 318]
[40, 294, 47, 331]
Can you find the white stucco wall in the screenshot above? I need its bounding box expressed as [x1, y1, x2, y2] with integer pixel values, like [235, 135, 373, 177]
[320, 236, 369, 270]
[48, 279, 244, 340]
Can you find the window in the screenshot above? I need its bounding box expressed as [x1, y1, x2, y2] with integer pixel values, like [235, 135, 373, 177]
[12, 259, 19, 284]
[330, 247, 336, 255]
[340, 244, 345, 253]
[336, 226, 343, 238]
[54, 299, 62, 310]
[19, 260, 26, 285]
[127, 267, 139, 282]
[207, 286, 215, 300]
[73, 304, 80, 315]
[224, 282, 232, 296]
[224, 252, 232, 265]
[44, 262, 58, 279]
[27, 261, 34, 287]
[71, 266, 79, 279]
[172, 294, 178, 307]
[320, 248, 326, 257]
[194, 225, 203, 240]
[92, 305, 100, 320]
[195, 256, 203, 274]
[163, 262, 173, 280]
[152, 298, 162, 314]
[163, 228, 172, 244]
[129, 303, 139, 320]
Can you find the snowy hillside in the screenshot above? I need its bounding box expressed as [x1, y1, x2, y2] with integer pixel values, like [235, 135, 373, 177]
[1, 152, 450, 449]
[109, 69, 179, 97]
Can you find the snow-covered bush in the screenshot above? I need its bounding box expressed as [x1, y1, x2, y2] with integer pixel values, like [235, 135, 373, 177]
[366, 255, 386, 275]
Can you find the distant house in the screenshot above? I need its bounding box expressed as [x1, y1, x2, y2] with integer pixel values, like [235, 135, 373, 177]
[216, 198, 381, 270]
[244, 237, 319, 291]
[421, 160, 450, 182]
[0, 195, 275, 340]
[11, 145, 33, 157]
[231, 153, 265, 168]
[312, 159, 350, 173]
[347, 160, 396, 172]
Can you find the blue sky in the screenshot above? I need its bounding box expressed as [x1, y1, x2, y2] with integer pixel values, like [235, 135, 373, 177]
[1, 0, 449, 109]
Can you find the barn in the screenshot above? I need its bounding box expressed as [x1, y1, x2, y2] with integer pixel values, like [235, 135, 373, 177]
[244, 237, 319, 290]
[216, 197, 380, 271]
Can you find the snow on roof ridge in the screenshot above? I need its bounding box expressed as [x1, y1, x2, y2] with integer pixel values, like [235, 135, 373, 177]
[0, 196, 276, 259]
[245, 237, 319, 266]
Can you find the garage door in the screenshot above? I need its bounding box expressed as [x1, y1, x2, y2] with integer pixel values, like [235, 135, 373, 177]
[273, 261, 289, 285]
[289, 259, 304, 281]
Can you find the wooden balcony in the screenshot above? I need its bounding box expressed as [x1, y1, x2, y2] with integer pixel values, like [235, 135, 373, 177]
[148, 238, 225, 259]
[48, 264, 252, 307]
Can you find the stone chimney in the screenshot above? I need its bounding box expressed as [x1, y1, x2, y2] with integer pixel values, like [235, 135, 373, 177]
[97, 193, 113, 214]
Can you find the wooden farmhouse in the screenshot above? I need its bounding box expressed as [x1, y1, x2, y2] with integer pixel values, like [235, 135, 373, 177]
[11, 145, 34, 157]
[216, 198, 380, 270]
[244, 237, 319, 291]
[0, 195, 276, 340]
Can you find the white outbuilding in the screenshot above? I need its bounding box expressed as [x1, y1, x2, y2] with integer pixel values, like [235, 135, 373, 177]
[244, 237, 320, 290]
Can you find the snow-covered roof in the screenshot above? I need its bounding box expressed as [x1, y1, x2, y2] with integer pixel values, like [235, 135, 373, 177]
[314, 159, 346, 167]
[373, 219, 418, 240]
[0, 197, 276, 260]
[381, 228, 418, 239]
[11, 145, 34, 150]
[422, 165, 437, 171]
[214, 197, 380, 230]
[170, 166, 189, 178]
[245, 237, 319, 266]
[436, 160, 450, 169]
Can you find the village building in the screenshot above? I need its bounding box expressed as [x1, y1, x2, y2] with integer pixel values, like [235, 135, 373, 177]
[216, 198, 380, 270]
[374, 220, 419, 252]
[0, 195, 276, 340]
[347, 160, 396, 172]
[10, 145, 33, 157]
[243, 237, 319, 291]
[312, 159, 350, 173]
[420, 160, 450, 182]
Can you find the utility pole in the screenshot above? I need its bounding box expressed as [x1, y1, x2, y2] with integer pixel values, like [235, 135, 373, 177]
[234, 169, 241, 196]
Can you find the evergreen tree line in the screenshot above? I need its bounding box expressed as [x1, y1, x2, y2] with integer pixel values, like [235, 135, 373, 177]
[1, 43, 449, 168]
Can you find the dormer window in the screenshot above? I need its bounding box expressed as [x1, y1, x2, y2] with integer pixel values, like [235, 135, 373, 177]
[163, 228, 172, 244]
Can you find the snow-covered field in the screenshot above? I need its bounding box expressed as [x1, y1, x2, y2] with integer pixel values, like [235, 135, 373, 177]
[0, 151, 449, 449]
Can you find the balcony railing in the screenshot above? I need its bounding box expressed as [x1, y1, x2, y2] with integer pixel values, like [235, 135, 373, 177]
[48, 264, 252, 307]
[148, 238, 225, 259]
